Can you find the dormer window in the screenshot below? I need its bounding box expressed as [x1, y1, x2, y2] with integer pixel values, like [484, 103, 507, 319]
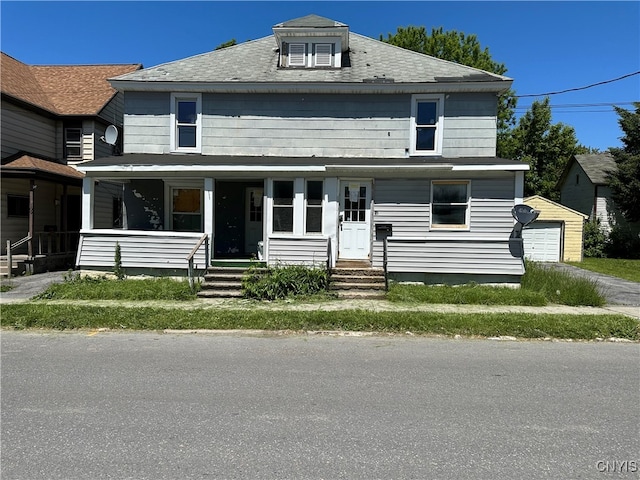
[288, 43, 306, 66]
[314, 44, 332, 67]
[273, 15, 348, 69]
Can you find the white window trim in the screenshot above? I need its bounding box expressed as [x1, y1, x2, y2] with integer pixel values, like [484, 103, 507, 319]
[313, 44, 332, 67]
[304, 179, 324, 234]
[170, 93, 202, 153]
[288, 43, 307, 67]
[430, 180, 471, 231]
[410, 94, 445, 156]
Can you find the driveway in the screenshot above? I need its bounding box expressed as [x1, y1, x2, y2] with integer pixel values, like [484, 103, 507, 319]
[0, 271, 68, 303]
[545, 263, 640, 306]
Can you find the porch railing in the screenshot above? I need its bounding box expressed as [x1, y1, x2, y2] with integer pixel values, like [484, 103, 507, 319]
[5, 231, 79, 278]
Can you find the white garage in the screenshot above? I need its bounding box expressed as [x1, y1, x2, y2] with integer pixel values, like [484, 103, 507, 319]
[522, 221, 562, 262]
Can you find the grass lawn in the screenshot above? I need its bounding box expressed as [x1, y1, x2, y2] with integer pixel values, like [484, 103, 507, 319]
[568, 258, 640, 283]
[2, 304, 638, 340]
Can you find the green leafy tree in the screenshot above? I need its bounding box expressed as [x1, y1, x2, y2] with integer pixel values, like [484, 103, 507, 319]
[380, 26, 516, 154]
[607, 102, 640, 222]
[500, 97, 588, 200]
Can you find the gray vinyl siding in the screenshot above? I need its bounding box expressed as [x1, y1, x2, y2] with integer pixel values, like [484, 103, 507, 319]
[76, 231, 208, 270]
[94, 181, 122, 229]
[122, 92, 498, 158]
[371, 176, 518, 274]
[267, 236, 330, 266]
[559, 162, 595, 217]
[123, 92, 171, 154]
[442, 93, 498, 157]
[385, 238, 523, 275]
[1, 100, 57, 159]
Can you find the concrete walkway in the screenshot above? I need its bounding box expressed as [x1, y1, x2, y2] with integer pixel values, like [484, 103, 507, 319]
[1, 269, 639, 319]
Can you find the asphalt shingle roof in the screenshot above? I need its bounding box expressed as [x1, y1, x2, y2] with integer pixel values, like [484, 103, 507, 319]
[1, 153, 84, 179]
[111, 31, 509, 85]
[1, 52, 141, 115]
[574, 153, 616, 185]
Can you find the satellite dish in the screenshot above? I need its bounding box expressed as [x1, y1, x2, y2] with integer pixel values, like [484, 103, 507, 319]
[511, 204, 540, 226]
[104, 125, 118, 146]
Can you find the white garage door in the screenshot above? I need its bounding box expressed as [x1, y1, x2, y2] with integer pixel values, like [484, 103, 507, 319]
[522, 222, 562, 262]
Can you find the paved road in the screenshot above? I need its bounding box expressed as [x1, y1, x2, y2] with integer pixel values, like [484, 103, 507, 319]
[2, 331, 638, 480]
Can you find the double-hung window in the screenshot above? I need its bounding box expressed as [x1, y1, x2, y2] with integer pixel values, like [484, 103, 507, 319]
[273, 180, 294, 233]
[64, 127, 82, 160]
[305, 180, 323, 233]
[431, 180, 470, 229]
[410, 94, 444, 155]
[171, 93, 201, 153]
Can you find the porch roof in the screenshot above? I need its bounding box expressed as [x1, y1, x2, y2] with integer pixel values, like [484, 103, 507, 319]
[77, 154, 529, 175]
[1, 153, 84, 183]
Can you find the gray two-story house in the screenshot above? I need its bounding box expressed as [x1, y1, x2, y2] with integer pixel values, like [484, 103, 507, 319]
[76, 15, 528, 285]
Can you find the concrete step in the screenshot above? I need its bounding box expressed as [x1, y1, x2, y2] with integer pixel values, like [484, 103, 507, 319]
[335, 290, 387, 300]
[330, 282, 386, 291]
[198, 289, 244, 298]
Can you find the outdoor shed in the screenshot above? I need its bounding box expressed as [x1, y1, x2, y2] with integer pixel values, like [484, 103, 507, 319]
[523, 195, 588, 262]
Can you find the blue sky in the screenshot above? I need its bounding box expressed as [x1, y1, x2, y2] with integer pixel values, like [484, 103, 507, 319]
[1, 1, 638, 151]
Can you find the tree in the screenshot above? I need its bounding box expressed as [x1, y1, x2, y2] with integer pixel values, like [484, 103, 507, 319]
[500, 98, 587, 201]
[380, 26, 517, 154]
[607, 102, 640, 222]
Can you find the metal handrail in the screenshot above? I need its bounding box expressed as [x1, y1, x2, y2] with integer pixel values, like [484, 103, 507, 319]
[187, 233, 209, 292]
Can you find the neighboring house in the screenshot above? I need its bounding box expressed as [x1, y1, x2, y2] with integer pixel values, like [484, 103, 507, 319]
[76, 15, 529, 285]
[522, 195, 588, 262]
[558, 153, 617, 233]
[0, 52, 141, 273]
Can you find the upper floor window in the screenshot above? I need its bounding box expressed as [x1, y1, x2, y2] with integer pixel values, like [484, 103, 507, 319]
[284, 42, 338, 68]
[410, 94, 444, 156]
[288, 43, 306, 66]
[170, 93, 201, 153]
[64, 127, 82, 160]
[431, 180, 470, 230]
[313, 44, 332, 67]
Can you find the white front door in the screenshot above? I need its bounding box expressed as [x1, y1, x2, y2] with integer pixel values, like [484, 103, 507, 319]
[245, 187, 263, 256]
[338, 181, 371, 260]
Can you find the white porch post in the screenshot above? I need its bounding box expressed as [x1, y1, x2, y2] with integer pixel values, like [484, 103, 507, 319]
[81, 177, 95, 230]
[324, 177, 339, 267]
[204, 177, 214, 258]
[293, 177, 305, 236]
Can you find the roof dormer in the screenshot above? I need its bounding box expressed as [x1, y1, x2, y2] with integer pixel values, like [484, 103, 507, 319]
[273, 14, 349, 68]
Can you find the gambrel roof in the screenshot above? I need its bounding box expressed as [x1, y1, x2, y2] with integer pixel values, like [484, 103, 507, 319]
[1, 52, 141, 116]
[109, 18, 511, 92]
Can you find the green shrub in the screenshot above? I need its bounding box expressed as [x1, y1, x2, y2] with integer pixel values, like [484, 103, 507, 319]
[583, 219, 607, 258]
[242, 264, 329, 300]
[605, 224, 640, 259]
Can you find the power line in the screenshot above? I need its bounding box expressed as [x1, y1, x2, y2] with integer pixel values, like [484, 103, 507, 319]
[515, 71, 640, 98]
[514, 101, 636, 112]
